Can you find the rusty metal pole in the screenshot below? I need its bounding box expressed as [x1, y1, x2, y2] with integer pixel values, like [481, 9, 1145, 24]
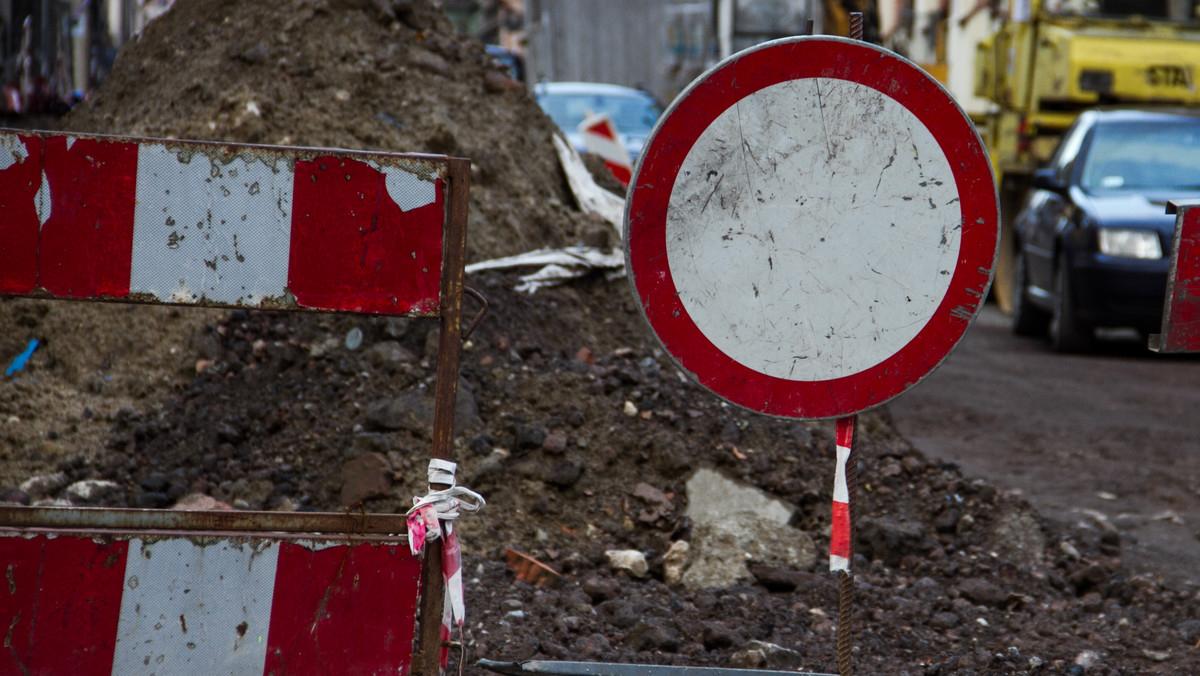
[834, 20, 864, 676]
[419, 157, 471, 676]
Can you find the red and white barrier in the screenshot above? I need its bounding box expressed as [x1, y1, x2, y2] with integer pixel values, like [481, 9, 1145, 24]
[577, 113, 633, 187]
[1, 530, 422, 675]
[1151, 199, 1200, 353]
[0, 131, 450, 315]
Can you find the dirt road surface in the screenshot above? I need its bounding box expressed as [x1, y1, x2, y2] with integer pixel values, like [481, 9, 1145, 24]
[889, 303, 1200, 587]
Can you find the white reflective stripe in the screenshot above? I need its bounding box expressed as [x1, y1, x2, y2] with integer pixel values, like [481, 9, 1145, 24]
[130, 144, 294, 305]
[112, 537, 279, 675]
[833, 442, 851, 504]
[35, 170, 50, 227]
[382, 165, 437, 213]
[829, 554, 850, 572]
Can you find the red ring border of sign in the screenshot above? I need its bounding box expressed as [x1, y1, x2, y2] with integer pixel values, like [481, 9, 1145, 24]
[624, 36, 999, 421]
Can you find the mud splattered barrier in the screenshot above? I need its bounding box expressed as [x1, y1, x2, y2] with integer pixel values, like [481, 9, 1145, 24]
[0, 507, 421, 673]
[0, 129, 478, 676]
[0, 130, 461, 315]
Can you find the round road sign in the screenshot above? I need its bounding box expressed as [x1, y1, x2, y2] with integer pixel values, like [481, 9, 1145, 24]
[624, 36, 998, 420]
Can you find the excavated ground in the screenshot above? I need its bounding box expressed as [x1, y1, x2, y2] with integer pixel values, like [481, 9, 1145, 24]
[1, 1, 1197, 674]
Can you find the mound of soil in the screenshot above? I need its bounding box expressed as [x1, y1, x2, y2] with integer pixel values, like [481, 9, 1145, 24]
[64, 0, 610, 264]
[1, 1, 1197, 674]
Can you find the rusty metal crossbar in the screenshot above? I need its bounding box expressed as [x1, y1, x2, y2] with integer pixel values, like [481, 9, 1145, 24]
[0, 504, 407, 536]
[0, 129, 474, 676]
[477, 660, 836, 676]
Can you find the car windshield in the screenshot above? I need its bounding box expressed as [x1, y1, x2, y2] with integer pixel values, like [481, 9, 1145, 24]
[1079, 120, 1200, 192]
[537, 91, 661, 134]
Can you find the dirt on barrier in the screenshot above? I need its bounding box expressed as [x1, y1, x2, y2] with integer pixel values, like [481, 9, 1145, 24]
[1, 1, 1197, 674]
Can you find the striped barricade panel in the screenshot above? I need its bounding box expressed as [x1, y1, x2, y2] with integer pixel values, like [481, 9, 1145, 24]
[0, 509, 422, 675]
[0, 130, 463, 316]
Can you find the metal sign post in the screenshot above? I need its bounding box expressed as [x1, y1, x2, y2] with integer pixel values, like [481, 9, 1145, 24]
[623, 23, 998, 676]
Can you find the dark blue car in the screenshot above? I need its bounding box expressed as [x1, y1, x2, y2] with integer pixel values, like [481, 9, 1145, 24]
[1010, 108, 1200, 352]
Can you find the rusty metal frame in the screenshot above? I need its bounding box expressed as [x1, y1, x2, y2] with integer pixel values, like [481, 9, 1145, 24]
[0, 504, 405, 538]
[417, 156, 472, 676]
[0, 132, 476, 676]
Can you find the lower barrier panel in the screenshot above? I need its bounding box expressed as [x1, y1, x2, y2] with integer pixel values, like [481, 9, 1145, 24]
[0, 528, 422, 676]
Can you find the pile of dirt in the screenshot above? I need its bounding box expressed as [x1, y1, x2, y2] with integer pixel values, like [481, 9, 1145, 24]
[1, 1, 1198, 674]
[1, 0, 605, 501]
[64, 0, 611, 263]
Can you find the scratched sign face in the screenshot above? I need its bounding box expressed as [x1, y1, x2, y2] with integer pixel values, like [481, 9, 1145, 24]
[625, 37, 999, 420]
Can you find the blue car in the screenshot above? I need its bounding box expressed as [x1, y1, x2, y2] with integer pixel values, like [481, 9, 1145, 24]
[1011, 108, 1200, 352]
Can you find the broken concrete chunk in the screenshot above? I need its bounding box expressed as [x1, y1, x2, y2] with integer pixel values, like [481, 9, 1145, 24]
[685, 468, 793, 528]
[679, 512, 816, 590]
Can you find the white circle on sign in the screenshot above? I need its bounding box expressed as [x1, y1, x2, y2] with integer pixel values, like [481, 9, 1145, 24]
[666, 77, 961, 381]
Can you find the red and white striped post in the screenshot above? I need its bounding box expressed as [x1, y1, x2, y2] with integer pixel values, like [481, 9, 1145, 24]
[829, 417, 857, 574]
[830, 416, 858, 676]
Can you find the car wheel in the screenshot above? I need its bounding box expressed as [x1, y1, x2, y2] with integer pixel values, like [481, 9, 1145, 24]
[1049, 255, 1094, 353]
[1011, 250, 1050, 337]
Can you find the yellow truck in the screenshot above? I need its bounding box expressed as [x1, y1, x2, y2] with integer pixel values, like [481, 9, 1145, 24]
[973, 0, 1200, 311]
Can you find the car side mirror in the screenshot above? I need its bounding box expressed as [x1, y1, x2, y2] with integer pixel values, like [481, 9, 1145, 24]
[1031, 167, 1067, 193]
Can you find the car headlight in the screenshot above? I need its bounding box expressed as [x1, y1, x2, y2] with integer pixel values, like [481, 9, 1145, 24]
[1097, 228, 1162, 259]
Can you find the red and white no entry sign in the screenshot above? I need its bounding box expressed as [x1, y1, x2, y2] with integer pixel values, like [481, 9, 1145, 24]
[625, 36, 998, 420]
